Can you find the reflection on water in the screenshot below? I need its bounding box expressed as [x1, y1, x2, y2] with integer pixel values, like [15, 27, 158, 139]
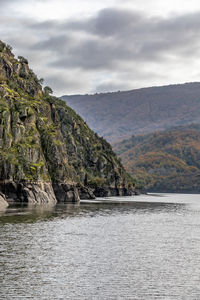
[0, 197, 182, 224]
[0, 194, 200, 299]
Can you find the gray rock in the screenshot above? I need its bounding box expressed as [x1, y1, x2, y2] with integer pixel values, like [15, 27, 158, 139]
[0, 192, 8, 210]
[52, 183, 80, 203]
[0, 182, 56, 204]
[78, 185, 96, 200]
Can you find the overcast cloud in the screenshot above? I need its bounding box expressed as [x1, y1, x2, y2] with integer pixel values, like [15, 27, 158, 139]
[1, 0, 200, 95]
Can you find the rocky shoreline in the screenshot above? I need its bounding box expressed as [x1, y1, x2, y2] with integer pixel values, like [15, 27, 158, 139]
[0, 181, 136, 204]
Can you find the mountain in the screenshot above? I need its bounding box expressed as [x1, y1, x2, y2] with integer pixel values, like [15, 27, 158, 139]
[0, 41, 135, 205]
[113, 124, 200, 192]
[62, 83, 200, 143]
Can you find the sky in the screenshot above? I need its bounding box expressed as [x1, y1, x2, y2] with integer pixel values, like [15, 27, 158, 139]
[1, 0, 200, 95]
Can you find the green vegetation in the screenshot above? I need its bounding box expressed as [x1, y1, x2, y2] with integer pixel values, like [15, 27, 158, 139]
[88, 177, 106, 188]
[44, 86, 53, 95]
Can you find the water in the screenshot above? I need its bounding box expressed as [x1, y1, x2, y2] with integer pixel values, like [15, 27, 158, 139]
[0, 193, 200, 300]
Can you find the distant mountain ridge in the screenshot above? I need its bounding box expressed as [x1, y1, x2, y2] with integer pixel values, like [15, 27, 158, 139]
[62, 82, 200, 143]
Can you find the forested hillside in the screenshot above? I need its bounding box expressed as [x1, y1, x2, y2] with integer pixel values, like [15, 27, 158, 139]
[113, 125, 200, 192]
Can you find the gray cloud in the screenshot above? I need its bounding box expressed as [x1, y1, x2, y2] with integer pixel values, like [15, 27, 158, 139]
[44, 74, 86, 93]
[32, 35, 73, 53]
[0, 0, 48, 7]
[94, 68, 166, 93]
[0, 0, 18, 4]
[2, 6, 200, 94]
[30, 8, 200, 72]
[63, 8, 144, 37]
[92, 8, 143, 36]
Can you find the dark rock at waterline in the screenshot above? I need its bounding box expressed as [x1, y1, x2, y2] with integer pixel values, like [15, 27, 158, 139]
[93, 187, 135, 197]
[52, 183, 80, 203]
[77, 185, 96, 200]
[0, 182, 56, 204]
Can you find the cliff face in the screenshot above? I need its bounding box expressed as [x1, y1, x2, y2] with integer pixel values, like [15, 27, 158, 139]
[0, 41, 135, 204]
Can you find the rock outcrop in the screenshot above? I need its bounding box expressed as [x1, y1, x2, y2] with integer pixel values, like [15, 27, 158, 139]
[0, 192, 8, 210]
[0, 41, 135, 203]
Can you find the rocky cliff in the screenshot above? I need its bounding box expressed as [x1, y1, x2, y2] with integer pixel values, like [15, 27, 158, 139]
[0, 41, 135, 204]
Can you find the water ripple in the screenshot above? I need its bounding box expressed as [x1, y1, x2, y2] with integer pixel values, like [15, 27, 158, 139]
[0, 194, 200, 299]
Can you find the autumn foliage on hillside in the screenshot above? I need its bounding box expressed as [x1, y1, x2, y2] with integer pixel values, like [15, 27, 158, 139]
[113, 125, 200, 192]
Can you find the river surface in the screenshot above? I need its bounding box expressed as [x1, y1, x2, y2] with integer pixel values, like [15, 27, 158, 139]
[0, 193, 200, 299]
